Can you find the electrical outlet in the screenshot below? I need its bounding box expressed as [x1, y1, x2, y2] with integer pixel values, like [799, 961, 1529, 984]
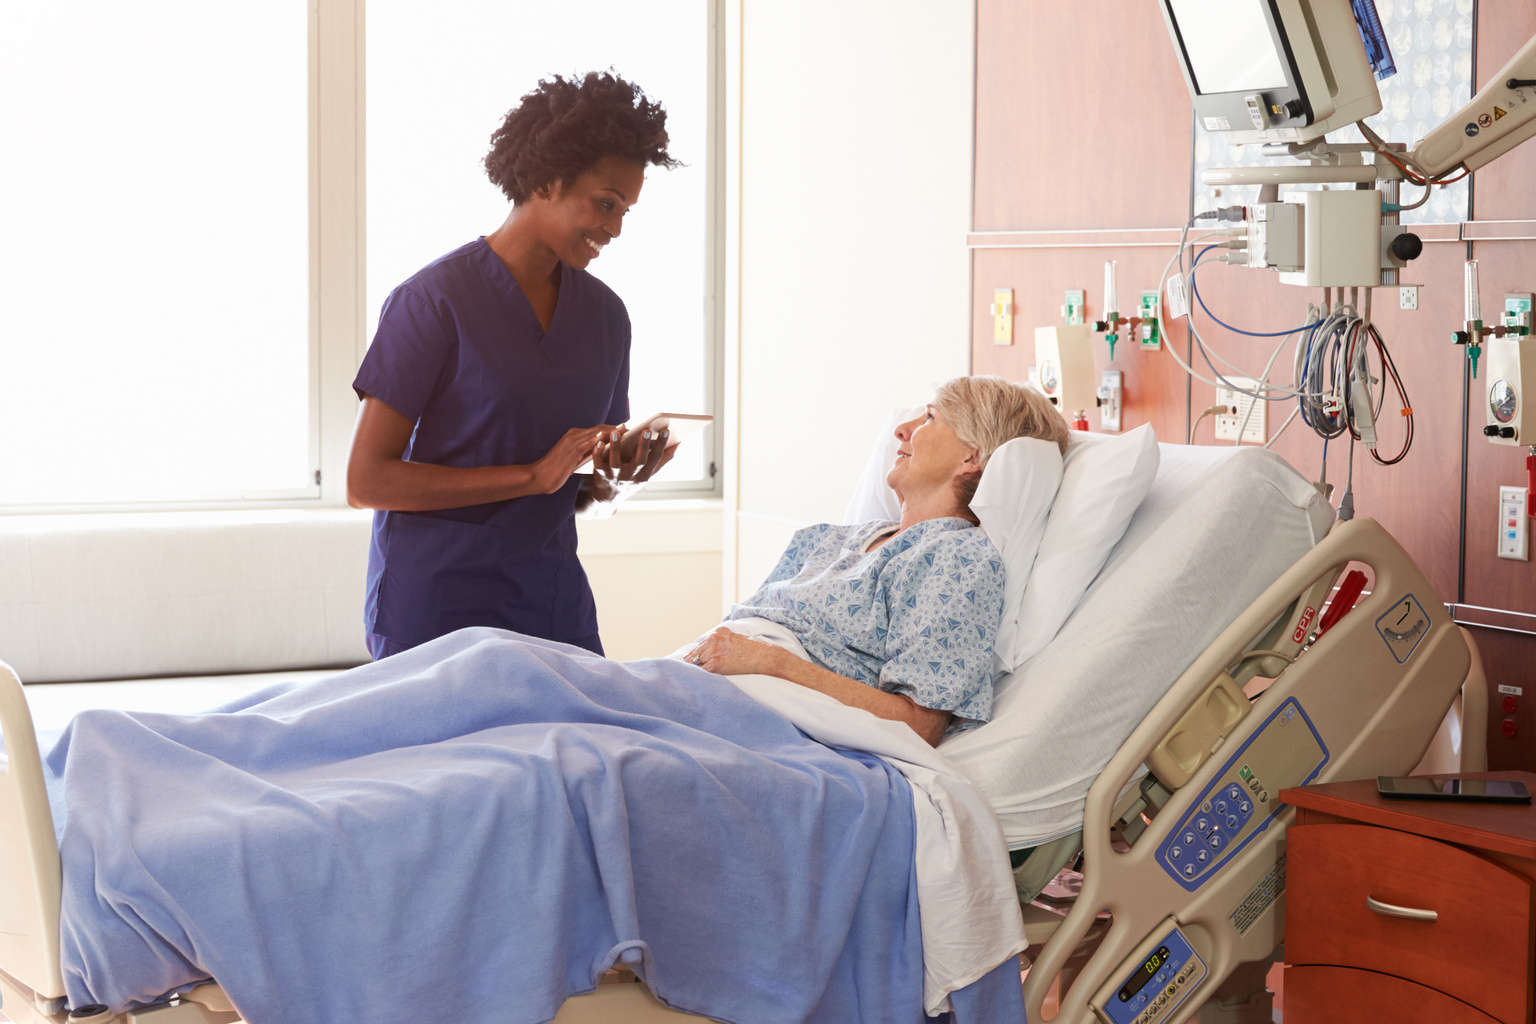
[1499, 486, 1529, 561]
[1399, 286, 1418, 310]
[1213, 377, 1267, 443]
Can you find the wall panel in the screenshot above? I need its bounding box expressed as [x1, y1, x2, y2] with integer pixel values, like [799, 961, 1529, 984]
[972, 0, 1536, 769]
[973, 1, 1191, 232]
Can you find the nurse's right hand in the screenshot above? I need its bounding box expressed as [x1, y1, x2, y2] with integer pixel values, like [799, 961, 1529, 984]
[531, 425, 614, 494]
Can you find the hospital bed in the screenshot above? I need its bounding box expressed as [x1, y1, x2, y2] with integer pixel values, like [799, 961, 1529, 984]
[0, 440, 1484, 1024]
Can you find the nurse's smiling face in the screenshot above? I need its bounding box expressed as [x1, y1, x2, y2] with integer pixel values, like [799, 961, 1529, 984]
[530, 155, 647, 270]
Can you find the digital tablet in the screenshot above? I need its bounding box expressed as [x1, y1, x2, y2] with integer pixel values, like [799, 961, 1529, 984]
[1376, 776, 1532, 804]
[578, 412, 713, 472]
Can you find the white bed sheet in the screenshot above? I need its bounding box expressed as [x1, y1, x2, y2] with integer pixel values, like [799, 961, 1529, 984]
[939, 444, 1332, 848]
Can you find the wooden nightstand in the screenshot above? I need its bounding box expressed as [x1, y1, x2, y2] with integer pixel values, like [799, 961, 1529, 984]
[1279, 772, 1536, 1024]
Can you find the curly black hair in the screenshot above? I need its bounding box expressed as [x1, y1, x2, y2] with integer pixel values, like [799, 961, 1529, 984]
[484, 71, 679, 204]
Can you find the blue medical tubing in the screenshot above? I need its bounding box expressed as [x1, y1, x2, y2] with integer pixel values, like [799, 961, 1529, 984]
[1190, 249, 1322, 337]
[1188, 248, 1315, 403]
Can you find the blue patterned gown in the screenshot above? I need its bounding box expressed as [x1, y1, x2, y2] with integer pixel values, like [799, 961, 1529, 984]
[727, 518, 1005, 731]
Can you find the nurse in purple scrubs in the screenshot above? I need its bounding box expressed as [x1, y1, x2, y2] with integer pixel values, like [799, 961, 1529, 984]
[346, 72, 678, 660]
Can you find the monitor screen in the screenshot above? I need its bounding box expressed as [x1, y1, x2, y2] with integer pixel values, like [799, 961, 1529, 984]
[1169, 0, 1288, 94]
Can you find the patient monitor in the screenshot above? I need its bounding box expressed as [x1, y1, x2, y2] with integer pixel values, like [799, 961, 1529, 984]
[1160, 0, 1536, 176]
[1158, 0, 1536, 290]
[1159, 0, 1384, 147]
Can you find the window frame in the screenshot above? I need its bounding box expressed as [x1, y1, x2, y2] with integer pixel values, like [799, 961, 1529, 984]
[3, 0, 722, 515]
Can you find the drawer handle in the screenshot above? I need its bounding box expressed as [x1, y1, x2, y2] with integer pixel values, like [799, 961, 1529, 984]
[1366, 896, 1438, 922]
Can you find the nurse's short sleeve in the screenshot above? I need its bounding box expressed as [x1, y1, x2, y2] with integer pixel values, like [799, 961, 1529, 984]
[878, 532, 1004, 726]
[353, 285, 454, 423]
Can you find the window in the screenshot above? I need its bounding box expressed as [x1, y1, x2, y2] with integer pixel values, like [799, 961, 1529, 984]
[0, 2, 313, 507]
[366, 0, 719, 490]
[0, 0, 719, 511]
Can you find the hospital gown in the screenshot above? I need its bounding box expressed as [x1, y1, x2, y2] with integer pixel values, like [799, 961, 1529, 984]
[728, 518, 1004, 729]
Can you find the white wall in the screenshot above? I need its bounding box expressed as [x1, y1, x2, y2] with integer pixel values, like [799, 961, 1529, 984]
[724, 0, 976, 601]
[577, 503, 723, 661]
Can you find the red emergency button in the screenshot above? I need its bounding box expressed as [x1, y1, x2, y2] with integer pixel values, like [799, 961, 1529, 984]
[1504, 718, 1518, 739]
[1505, 696, 1519, 714]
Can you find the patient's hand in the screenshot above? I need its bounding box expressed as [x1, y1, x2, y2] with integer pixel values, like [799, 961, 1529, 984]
[686, 627, 787, 677]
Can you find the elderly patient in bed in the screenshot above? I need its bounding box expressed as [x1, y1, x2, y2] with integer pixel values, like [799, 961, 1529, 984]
[684, 375, 1069, 746]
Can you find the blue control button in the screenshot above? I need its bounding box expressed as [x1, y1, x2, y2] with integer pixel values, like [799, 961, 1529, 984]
[1196, 848, 1209, 863]
[1239, 800, 1252, 815]
[1195, 817, 1210, 833]
[1226, 814, 1240, 830]
[1227, 785, 1243, 802]
[1213, 799, 1228, 814]
[1170, 846, 1182, 860]
[1208, 832, 1225, 851]
[1183, 863, 1196, 878]
[1183, 831, 1196, 846]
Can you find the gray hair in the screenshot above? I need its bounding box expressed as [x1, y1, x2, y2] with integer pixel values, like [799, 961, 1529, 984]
[931, 375, 1070, 509]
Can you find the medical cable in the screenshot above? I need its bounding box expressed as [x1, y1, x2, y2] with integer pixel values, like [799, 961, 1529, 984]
[1156, 225, 1310, 396]
[1157, 222, 1335, 451]
[1356, 120, 1471, 187]
[1337, 436, 1357, 522]
[1295, 305, 1414, 466]
[1189, 404, 1235, 445]
[1187, 249, 1317, 395]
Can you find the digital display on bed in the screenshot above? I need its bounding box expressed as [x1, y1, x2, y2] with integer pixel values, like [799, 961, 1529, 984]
[1119, 945, 1171, 1002]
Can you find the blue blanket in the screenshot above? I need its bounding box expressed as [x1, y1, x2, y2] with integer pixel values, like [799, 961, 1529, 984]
[45, 628, 1021, 1024]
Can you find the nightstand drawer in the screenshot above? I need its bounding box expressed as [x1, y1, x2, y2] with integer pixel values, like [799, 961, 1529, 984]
[1285, 966, 1501, 1024]
[1287, 823, 1535, 1024]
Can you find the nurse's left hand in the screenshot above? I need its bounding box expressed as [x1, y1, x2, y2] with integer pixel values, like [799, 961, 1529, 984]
[593, 428, 677, 484]
[686, 627, 787, 677]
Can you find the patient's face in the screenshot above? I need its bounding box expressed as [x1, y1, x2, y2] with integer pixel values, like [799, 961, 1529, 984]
[886, 406, 975, 502]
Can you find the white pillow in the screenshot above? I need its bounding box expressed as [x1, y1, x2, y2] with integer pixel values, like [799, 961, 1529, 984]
[842, 405, 924, 524]
[1000, 423, 1160, 673]
[970, 438, 1065, 670]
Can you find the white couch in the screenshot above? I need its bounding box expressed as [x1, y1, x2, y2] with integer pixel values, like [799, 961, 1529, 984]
[0, 510, 372, 684]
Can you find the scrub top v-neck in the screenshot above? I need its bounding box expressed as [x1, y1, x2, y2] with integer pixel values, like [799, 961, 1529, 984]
[352, 238, 630, 656]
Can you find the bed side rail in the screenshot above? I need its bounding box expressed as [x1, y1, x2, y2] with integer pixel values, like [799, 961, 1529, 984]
[1023, 518, 1472, 1024]
[0, 660, 66, 1004]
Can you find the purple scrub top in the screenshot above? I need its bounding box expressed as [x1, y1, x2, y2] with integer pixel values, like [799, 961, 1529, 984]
[352, 238, 629, 656]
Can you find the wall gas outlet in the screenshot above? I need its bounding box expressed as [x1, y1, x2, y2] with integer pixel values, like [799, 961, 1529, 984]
[992, 288, 1014, 345]
[1499, 485, 1529, 561]
[1214, 377, 1267, 443]
[1507, 293, 1534, 328]
[1139, 290, 1161, 350]
[1062, 289, 1086, 325]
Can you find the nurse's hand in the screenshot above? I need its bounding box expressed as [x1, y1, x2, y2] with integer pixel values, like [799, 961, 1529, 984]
[685, 627, 788, 677]
[592, 427, 677, 484]
[532, 425, 613, 494]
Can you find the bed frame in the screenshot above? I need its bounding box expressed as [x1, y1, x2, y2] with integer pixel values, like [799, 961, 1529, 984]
[1018, 516, 1486, 1024]
[0, 517, 1486, 1024]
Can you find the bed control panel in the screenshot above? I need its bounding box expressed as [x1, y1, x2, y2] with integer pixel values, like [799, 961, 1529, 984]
[1093, 918, 1207, 1024]
[1156, 698, 1328, 891]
